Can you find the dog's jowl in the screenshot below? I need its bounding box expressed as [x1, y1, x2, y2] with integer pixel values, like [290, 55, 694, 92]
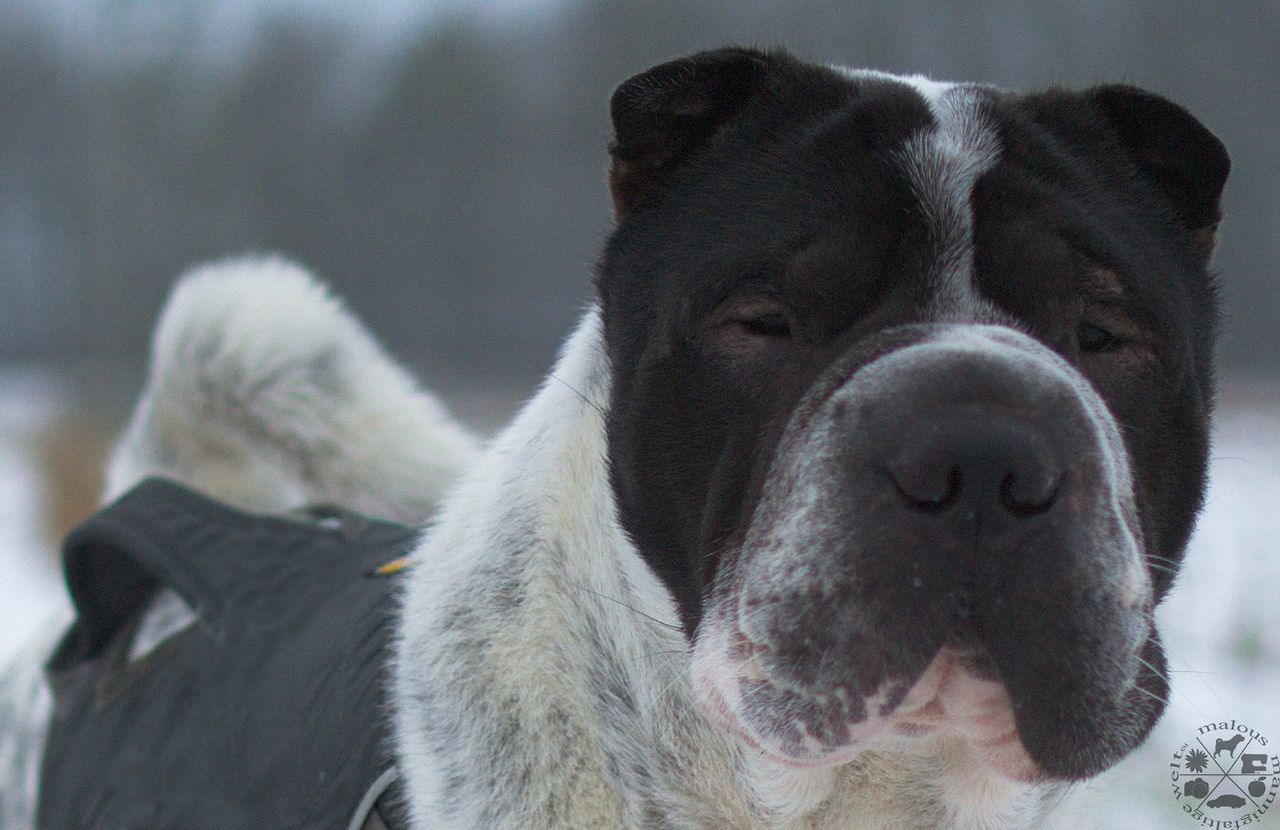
[2, 48, 1229, 829]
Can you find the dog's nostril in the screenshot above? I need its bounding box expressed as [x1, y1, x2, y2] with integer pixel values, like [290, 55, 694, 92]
[999, 471, 1062, 517]
[888, 463, 963, 514]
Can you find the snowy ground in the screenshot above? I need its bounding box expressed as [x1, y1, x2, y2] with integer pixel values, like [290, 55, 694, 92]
[0, 372, 1277, 825]
[0, 371, 68, 668]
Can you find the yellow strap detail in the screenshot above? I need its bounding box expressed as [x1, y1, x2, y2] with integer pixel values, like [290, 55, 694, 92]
[373, 556, 412, 576]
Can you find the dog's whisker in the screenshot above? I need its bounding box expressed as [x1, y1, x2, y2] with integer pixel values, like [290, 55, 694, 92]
[641, 649, 690, 662]
[548, 373, 606, 416]
[568, 581, 684, 632]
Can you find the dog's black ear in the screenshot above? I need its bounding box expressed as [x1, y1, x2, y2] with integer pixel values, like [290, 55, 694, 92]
[608, 48, 778, 219]
[1087, 85, 1230, 257]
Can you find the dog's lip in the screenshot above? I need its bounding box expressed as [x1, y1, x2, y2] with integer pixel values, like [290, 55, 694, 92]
[747, 742, 871, 770]
[697, 642, 1048, 782]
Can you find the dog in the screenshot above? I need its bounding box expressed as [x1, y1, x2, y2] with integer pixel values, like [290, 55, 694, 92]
[1, 47, 1228, 828]
[1214, 734, 1246, 758]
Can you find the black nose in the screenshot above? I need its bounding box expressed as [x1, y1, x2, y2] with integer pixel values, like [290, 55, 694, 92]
[885, 412, 1064, 519]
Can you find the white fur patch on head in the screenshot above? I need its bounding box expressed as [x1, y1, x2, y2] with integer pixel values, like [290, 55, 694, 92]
[830, 66, 1002, 319]
[901, 87, 1001, 318]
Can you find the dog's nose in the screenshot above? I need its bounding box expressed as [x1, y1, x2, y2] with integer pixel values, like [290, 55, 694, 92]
[885, 413, 1064, 518]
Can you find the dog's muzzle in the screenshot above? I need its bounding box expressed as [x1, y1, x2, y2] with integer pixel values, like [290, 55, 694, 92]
[693, 324, 1160, 781]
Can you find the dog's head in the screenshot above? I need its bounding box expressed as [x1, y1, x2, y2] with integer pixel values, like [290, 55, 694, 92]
[597, 48, 1227, 782]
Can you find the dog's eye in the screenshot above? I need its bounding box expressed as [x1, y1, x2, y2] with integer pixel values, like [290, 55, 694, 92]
[1078, 322, 1121, 353]
[707, 298, 796, 347]
[735, 311, 793, 339]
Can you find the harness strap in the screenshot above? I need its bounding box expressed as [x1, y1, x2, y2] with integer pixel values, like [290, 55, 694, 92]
[349, 768, 403, 830]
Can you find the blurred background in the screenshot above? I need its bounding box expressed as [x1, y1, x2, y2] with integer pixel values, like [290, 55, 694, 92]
[1, 0, 1276, 824]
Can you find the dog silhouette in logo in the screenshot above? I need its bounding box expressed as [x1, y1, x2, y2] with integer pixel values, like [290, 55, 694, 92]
[1215, 735, 1246, 758]
[1207, 793, 1247, 809]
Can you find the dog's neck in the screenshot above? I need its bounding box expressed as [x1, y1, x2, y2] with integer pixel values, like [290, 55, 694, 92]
[392, 308, 1066, 829]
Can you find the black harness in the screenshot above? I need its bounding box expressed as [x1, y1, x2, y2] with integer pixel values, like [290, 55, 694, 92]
[37, 478, 417, 829]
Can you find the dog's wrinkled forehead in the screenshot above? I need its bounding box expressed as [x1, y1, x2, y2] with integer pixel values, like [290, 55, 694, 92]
[598, 48, 1225, 331]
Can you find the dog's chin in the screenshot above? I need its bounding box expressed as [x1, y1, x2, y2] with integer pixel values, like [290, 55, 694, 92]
[694, 637, 1051, 784]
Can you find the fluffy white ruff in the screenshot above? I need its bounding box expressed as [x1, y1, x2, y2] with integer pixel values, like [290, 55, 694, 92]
[106, 255, 479, 524]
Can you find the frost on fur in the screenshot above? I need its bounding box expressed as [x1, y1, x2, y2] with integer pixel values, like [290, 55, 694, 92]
[106, 255, 479, 524]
